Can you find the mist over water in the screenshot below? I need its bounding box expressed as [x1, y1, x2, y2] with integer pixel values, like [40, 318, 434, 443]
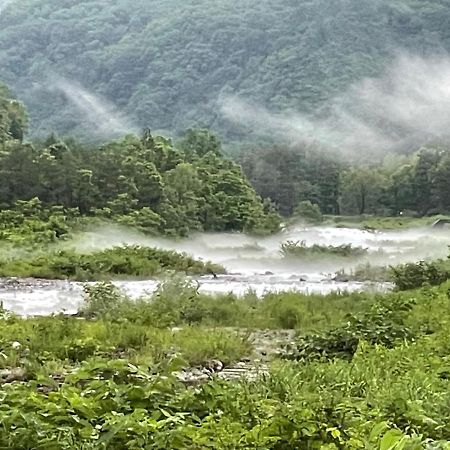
[70, 222, 450, 275]
[220, 54, 450, 156]
[52, 78, 138, 139]
[2, 223, 449, 315]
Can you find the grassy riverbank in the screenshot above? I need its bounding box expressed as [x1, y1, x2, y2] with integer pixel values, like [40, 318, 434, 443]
[1, 276, 450, 448]
[0, 246, 224, 281]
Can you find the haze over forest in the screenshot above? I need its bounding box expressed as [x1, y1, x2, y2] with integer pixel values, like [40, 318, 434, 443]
[1, 0, 450, 152]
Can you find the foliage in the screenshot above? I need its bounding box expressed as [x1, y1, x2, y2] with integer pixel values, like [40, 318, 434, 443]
[0, 245, 224, 280]
[329, 214, 442, 230]
[243, 145, 450, 219]
[81, 279, 376, 331]
[1, 283, 450, 447]
[0, 83, 27, 142]
[0, 106, 280, 235]
[285, 296, 416, 361]
[1, 0, 449, 144]
[241, 146, 341, 216]
[293, 200, 323, 223]
[0, 198, 80, 246]
[280, 240, 368, 258]
[335, 263, 392, 282]
[390, 259, 450, 291]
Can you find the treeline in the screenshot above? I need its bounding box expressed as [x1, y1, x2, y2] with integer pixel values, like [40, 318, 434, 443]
[2, 82, 450, 224]
[241, 145, 450, 217]
[0, 86, 279, 236]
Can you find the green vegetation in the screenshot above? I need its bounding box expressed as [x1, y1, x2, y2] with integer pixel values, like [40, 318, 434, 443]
[391, 259, 450, 291]
[330, 214, 450, 230]
[3, 5, 450, 445]
[80, 279, 374, 331]
[0, 246, 224, 281]
[0, 196, 226, 280]
[334, 258, 450, 288]
[285, 295, 416, 361]
[0, 198, 80, 246]
[0, 88, 280, 236]
[335, 263, 392, 283]
[293, 200, 323, 224]
[243, 145, 450, 218]
[2, 278, 450, 447]
[280, 240, 368, 259]
[1, 0, 449, 142]
[3, 81, 450, 223]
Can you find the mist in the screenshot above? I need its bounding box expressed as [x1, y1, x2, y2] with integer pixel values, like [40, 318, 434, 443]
[220, 54, 450, 157]
[52, 78, 138, 139]
[64, 221, 450, 278]
[0, 0, 14, 15]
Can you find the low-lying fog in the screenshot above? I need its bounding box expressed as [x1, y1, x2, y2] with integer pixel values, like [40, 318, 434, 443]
[2, 223, 449, 316]
[70, 222, 449, 274]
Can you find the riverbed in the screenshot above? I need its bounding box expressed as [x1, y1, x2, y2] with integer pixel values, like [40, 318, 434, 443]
[1, 224, 448, 315]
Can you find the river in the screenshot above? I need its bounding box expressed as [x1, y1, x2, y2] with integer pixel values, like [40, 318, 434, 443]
[1, 224, 448, 315]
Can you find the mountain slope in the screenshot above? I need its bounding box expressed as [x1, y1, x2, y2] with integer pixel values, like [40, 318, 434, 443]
[0, 0, 449, 140]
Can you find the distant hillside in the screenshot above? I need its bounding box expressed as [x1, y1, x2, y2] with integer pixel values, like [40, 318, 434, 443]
[0, 0, 449, 142]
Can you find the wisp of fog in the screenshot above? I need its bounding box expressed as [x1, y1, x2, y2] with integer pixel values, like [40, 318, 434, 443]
[0, 0, 14, 15]
[52, 77, 138, 139]
[220, 54, 450, 156]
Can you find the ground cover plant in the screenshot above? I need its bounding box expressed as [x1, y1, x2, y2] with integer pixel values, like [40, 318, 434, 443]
[1, 280, 450, 447]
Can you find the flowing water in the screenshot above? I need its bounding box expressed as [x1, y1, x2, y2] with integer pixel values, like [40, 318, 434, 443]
[1, 224, 449, 316]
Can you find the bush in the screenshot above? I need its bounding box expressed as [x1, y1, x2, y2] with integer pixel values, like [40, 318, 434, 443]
[390, 260, 450, 291]
[80, 282, 127, 318]
[280, 240, 368, 258]
[285, 296, 416, 361]
[293, 200, 323, 223]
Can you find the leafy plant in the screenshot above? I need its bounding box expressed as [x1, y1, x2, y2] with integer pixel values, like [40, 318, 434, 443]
[285, 296, 417, 361]
[280, 240, 368, 258]
[293, 200, 323, 223]
[391, 260, 450, 291]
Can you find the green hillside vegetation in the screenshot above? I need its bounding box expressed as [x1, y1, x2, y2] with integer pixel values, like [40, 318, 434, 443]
[0, 86, 280, 236]
[3, 78, 450, 222]
[0, 0, 449, 139]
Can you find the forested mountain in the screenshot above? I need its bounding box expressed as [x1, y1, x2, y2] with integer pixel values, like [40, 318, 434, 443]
[0, 0, 449, 142]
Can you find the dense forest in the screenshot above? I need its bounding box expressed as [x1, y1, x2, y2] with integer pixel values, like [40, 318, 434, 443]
[0, 84, 279, 235]
[2, 81, 450, 222]
[241, 144, 450, 217]
[1, 0, 450, 142]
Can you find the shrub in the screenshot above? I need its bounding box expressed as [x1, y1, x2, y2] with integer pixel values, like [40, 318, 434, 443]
[293, 200, 323, 223]
[285, 296, 416, 361]
[390, 260, 450, 291]
[80, 282, 127, 318]
[280, 240, 368, 258]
